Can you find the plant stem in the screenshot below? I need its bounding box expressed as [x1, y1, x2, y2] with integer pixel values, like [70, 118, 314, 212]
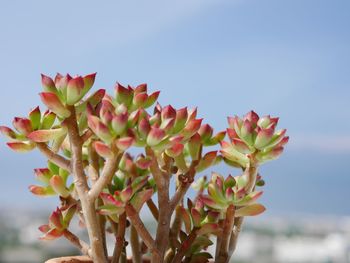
[227, 217, 244, 259]
[125, 204, 159, 257]
[112, 213, 126, 263]
[89, 151, 121, 201]
[36, 142, 71, 172]
[63, 229, 90, 256]
[147, 199, 159, 221]
[169, 161, 197, 212]
[171, 227, 199, 263]
[89, 143, 108, 257]
[215, 220, 224, 259]
[66, 106, 107, 263]
[216, 204, 235, 263]
[130, 225, 142, 263]
[146, 148, 171, 263]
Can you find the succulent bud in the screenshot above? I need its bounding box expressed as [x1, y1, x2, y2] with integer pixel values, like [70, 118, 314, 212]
[54, 73, 71, 100]
[147, 127, 166, 146]
[112, 112, 128, 135]
[50, 175, 70, 198]
[115, 83, 133, 106]
[138, 118, 151, 139]
[41, 74, 56, 93]
[66, 76, 85, 105]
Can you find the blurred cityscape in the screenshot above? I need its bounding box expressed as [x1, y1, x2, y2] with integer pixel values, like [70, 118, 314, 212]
[1, 208, 350, 263]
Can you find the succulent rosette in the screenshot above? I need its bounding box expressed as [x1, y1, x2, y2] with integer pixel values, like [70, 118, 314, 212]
[199, 172, 265, 216]
[221, 110, 289, 167]
[29, 161, 72, 198]
[39, 204, 77, 240]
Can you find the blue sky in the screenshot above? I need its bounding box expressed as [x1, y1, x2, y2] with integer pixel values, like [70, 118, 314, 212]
[0, 0, 349, 215]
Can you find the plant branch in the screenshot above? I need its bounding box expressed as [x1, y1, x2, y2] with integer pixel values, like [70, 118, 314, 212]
[36, 143, 71, 172]
[125, 204, 159, 257]
[66, 106, 107, 263]
[228, 217, 244, 259]
[147, 199, 159, 222]
[112, 213, 126, 263]
[169, 161, 198, 212]
[130, 225, 142, 263]
[216, 204, 235, 263]
[63, 229, 90, 256]
[89, 151, 121, 201]
[146, 147, 171, 262]
[171, 227, 199, 263]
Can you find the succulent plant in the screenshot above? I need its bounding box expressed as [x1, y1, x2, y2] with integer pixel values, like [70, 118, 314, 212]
[0, 73, 288, 263]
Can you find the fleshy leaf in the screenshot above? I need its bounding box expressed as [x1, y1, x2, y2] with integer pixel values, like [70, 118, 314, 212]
[7, 141, 35, 153]
[27, 128, 67, 143]
[235, 203, 266, 217]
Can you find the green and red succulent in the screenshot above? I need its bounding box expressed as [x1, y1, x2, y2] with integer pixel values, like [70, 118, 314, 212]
[0, 73, 288, 263]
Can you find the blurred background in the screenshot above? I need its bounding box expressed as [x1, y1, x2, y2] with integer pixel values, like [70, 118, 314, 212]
[0, 0, 349, 262]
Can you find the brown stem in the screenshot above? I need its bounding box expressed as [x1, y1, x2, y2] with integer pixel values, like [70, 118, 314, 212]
[130, 225, 142, 263]
[228, 217, 244, 259]
[63, 229, 90, 256]
[217, 205, 235, 263]
[88, 143, 108, 257]
[89, 152, 121, 201]
[112, 213, 126, 263]
[171, 227, 199, 263]
[146, 148, 171, 263]
[169, 161, 198, 212]
[169, 206, 182, 250]
[125, 204, 159, 257]
[66, 106, 107, 263]
[36, 143, 71, 172]
[147, 199, 159, 222]
[81, 129, 93, 142]
[215, 220, 224, 259]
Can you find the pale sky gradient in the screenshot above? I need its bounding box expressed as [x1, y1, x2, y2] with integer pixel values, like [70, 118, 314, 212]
[0, 0, 349, 215]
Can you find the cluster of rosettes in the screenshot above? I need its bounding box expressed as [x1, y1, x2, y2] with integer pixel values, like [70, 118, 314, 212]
[0, 106, 60, 152]
[0, 73, 105, 153]
[221, 111, 289, 167]
[198, 172, 265, 217]
[86, 82, 225, 158]
[29, 162, 72, 198]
